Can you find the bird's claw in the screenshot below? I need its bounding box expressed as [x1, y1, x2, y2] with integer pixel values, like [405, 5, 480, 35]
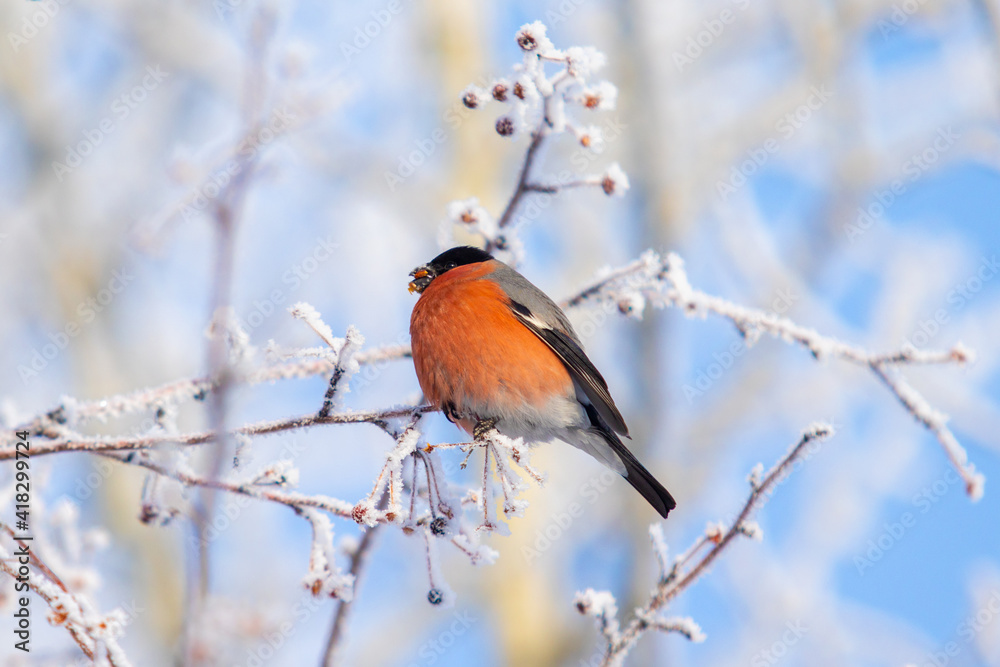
[473, 418, 497, 441]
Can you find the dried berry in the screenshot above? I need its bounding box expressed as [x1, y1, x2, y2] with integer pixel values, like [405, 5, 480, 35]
[516, 32, 537, 51]
[351, 504, 367, 524]
[496, 116, 515, 137]
[601, 175, 615, 195]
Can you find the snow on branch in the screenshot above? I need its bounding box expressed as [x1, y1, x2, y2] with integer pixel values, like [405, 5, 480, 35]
[562, 250, 983, 499]
[578, 424, 834, 666]
[442, 21, 627, 261]
[0, 342, 413, 446]
[299, 508, 355, 600]
[0, 520, 133, 666]
[0, 405, 432, 460]
[98, 449, 355, 520]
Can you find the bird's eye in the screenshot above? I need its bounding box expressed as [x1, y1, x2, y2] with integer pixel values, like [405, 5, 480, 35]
[445, 262, 457, 270]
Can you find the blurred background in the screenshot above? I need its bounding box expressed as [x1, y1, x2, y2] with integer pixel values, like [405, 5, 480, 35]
[1, 0, 999, 665]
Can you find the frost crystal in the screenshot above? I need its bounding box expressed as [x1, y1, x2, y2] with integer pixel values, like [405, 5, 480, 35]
[663, 616, 707, 642]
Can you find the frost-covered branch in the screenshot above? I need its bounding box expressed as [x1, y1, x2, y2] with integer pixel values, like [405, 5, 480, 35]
[299, 508, 356, 600]
[0, 342, 412, 447]
[444, 22, 628, 260]
[321, 523, 379, 667]
[563, 250, 983, 498]
[577, 424, 834, 666]
[0, 405, 431, 460]
[869, 364, 982, 499]
[0, 521, 133, 666]
[317, 324, 365, 418]
[496, 130, 547, 235]
[97, 450, 355, 519]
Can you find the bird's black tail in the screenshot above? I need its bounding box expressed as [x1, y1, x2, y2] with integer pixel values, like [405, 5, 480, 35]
[599, 429, 676, 519]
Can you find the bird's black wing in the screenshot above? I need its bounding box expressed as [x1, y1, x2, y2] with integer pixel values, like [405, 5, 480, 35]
[508, 300, 630, 437]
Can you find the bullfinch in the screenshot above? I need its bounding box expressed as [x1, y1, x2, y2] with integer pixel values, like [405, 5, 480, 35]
[408, 246, 676, 518]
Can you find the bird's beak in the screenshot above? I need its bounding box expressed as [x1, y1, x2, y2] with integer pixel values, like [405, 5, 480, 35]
[408, 266, 433, 294]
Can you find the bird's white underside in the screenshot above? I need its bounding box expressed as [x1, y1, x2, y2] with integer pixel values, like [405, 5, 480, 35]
[455, 380, 628, 476]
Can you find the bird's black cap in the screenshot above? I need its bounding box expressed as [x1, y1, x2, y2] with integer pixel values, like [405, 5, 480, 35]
[409, 246, 494, 293]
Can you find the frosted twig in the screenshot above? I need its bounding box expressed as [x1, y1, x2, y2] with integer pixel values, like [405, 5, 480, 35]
[574, 588, 620, 644]
[479, 444, 499, 532]
[1, 343, 413, 445]
[869, 363, 984, 499]
[318, 326, 365, 418]
[0, 405, 431, 460]
[300, 508, 355, 600]
[494, 130, 547, 237]
[0, 524, 133, 666]
[481, 430, 532, 518]
[99, 452, 354, 519]
[634, 611, 706, 643]
[322, 524, 380, 667]
[291, 302, 341, 349]
[351, 414, 424, 527]
[648, 524, 670, 581]
[413, 448, 461, 531]
[582, 424, 834, 665]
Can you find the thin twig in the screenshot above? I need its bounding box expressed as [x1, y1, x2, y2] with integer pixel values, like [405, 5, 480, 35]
[494, 130, 547, 236]
[869, 362, 983, 498]
[588, 424, 834, 665]
[318, 327, 364, 419]
[0, 523, 133, 666]
[0, 406, 432, 461]
[2, 344, 412, 444]
[99, 452, 355, 519]
[322, 525, 380, 666]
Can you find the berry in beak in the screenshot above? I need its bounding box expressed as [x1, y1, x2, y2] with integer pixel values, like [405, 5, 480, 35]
[408, 266, 433, 294]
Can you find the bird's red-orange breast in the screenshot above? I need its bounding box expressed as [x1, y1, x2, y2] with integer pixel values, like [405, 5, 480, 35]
[410, 260, 575, 425]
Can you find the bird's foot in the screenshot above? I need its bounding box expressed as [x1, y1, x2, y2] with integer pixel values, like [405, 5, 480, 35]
[473, 418, 497, 441]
